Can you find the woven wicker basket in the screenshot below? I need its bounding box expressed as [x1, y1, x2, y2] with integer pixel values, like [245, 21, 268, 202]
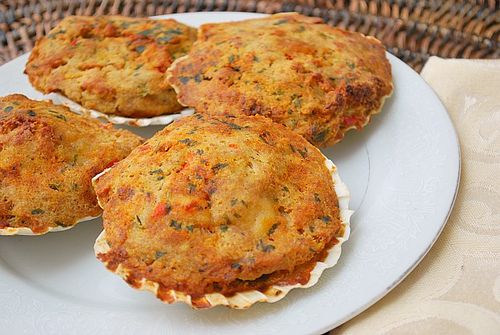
[0, 1, 498, 71]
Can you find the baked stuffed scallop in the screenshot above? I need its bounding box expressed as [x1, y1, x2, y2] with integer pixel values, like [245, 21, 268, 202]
[93, 113, 352, 309]
[167, 13, 393, 147]
[0, 94, 143, 235]
[25, 15, 196, 122]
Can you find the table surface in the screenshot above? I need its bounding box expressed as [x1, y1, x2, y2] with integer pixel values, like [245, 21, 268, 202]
[0, 1, 499, 70]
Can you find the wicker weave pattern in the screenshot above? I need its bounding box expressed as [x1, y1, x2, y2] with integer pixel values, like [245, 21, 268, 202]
[0, 1, 498, 71]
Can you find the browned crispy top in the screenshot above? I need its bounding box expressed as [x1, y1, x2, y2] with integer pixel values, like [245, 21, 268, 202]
[0, 94, 143, 234]
[25, 16, 196, 117]
[94, 113, 343, 300]
[167, 13, 393, 146]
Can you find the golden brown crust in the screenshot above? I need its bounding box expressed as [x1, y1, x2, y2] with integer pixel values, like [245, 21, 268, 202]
[25, 16, 196, 118]
[0, 94, 143, 234]
[94, 114, 343, 300]
[167, 13, 393, 146]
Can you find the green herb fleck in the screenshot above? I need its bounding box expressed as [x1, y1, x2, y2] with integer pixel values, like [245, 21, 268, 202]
[231, 262, 241, 269]
[257, 240, 275, 253]
[27, 110, 36, 116]
[292, 97, 302, 108]
[179, 138, 197, 146]
[155, 251, 166, 259]
[212, 162, 228, 174]
[120, 22, 133, 28]
[165, 28, 182, 35]
[259, 131, 272, 145]
[70, 154, 78, 166]
[47, 29, 66, 38]
[186, 225, 194, 232]
[54, 114, 67, 121]
[188, 183, 196, 193]
[196, 149, 204, 155]
[135, 215, 144, 228]
[314, 193, 321, 203]
[157, 35, 172, 43]
[220, 120, 242, 130]
[3, 106, 13, 112]
[321, 216, 332, 224]
[228, 55, 235, 63]
[170, 220, 182, 231]
[319, 32, 329, 39]
[220, 224, 228, 232]
[138, 29, 155, 36]
[207, 186, 217, 195]
[230, 198, 238, 206]
[312, 128, 328, 144]
[297, 147, 308, 159]
[273, 89, 284, 96]
[273, 19, 288, 25]
[149, 168, 163, 175]
[31, 208, 44, 215]
[193, 74, 202, 83]
[282, 186, 289, 193]
[179, 76, 190, 84]
[49, 183, 61, 191]
[135, 45, 145, 54]
[268, 223, 279, 236]
[347, 62, 356, 69]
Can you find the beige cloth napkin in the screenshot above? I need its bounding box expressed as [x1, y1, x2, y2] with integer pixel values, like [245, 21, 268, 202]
[331, 57, 500, 335]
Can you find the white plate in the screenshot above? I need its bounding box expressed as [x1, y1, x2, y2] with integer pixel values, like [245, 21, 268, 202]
[0, 12, 459, 335]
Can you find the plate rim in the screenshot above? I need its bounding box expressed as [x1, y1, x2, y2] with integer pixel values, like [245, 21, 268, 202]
[0, 11, 461, 335]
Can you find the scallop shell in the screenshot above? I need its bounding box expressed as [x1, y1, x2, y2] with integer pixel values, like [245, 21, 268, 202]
[93, 156, 352, 309]
[48, 93, 193, 127]
[0, 215, 99, 236]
